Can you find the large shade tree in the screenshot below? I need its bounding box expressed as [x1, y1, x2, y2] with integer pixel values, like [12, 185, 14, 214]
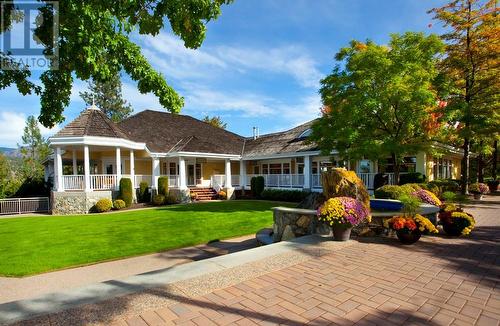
[430, 0, 499, 193]
[311, 32, 446, 184]
[0, 1, 232, 127]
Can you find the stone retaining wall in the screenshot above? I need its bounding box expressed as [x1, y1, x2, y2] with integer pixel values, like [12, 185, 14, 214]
[272, 207, 330, 242]
[51, 191, 114, 215]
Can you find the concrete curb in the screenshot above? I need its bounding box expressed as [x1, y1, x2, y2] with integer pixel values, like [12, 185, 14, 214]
[0, 235, 330, 325]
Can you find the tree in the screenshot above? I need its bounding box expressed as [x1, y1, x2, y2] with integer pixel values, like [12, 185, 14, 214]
[0, 153, 21, 198]
[0, 1, 233, 127]
[18, 116, 50, 179]
[80, 73, 133, 122]
[430, 0, 499, 193]
[311, 32, 445, 184]
[202, 115, 227, 129]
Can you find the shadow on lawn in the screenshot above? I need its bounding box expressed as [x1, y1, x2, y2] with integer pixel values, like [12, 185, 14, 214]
[155, 200, 296, 214]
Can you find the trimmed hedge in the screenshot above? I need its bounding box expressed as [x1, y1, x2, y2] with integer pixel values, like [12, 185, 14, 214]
[399, 172, 425, 185]
[95, 198, 113, 213]
[428, 179, 460, 194]
[251, 176, 265, 198]
[119, 178, 133, 207]
[158, 176, 169, 196]
[138, 181, 150, 203]
[152, 194, 165, 206]
[113, 199, 126, 210]
[260, 189, 310, 202]
[374, 184, 416, 200]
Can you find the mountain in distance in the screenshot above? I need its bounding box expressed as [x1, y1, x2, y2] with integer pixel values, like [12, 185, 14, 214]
[0, 147, 21, 158]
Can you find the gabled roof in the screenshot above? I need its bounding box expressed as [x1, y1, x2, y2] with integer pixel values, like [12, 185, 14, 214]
[118, 110, 245, 155]
[53, 107, 130, 139]
[243, 120, 319, 158]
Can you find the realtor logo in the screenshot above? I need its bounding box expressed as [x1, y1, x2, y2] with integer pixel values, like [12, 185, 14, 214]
[0, 0, 59, 70]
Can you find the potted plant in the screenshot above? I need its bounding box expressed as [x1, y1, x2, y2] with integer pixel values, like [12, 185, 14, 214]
[439, 208, 475, 236]
[385, 195, 438, 244]
[190, 192, 198, 202]
[469, 182, 489, 200]
[317, 196, 370, 241]
[218, 190, 227, 200]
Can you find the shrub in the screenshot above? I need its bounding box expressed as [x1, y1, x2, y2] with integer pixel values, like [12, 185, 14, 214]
[442, 191, 457, 203]
[399, 194, 421, 216]
[165, 194, 178, 204]
[260, 189, 310, 202]
[374, 185, 412, 200]
[251, 176, 265, 198]
[113, 199, 126, 210]
[138, 181, 150, 203]
[152, 194, 165, 206]
[399, 172, 425, 185]
[158, 176, 169, 196]
[487, 180, 499, 192]
[404, 183, 423, 191]
[119, 178, 133, 207]
[420, 183, 441, 197]
[469, 182, 489, 194]
[95, 198, 113, 213]
[428, 179, 460, 194]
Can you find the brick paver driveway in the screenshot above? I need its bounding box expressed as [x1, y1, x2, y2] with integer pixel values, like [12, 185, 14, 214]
[120, 196, 499, 326]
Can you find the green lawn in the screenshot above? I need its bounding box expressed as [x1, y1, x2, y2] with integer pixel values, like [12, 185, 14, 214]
[0, 200, 294, 277]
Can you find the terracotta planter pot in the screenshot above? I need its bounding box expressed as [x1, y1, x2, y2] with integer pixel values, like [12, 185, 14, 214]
[332, 225, 352, 241]
[443, 222, 463, 236]
[396, 229, 421, 245]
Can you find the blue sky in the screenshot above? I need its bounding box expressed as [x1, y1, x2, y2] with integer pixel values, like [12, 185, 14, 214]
[0, 0, 446, 148]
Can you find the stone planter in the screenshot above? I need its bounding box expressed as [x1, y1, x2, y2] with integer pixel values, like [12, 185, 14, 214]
[396, 229, 421, 245]
[443, 222, 463, 236]
[332, 225, 352, 241]
[473, 193, 483, 200]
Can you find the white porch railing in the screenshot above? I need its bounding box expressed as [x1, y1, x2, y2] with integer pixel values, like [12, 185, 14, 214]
[62, 175, 85, 190]
[0, 197, 50, 215]
[133, 175, 152, 187]
[166, 175, 179, 187]
[90, 174, 117, 190]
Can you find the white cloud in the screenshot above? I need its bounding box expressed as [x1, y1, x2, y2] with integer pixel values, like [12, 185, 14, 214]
[0, 111, 60, 148]
[136, 33, 322, 88]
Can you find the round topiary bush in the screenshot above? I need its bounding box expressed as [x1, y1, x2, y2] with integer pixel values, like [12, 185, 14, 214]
[95, 198, 113, 213]
[119, 178, 133, 207]
[113, 199, 126, 210]
[138, 181, 150, 203]
[152, 194, 165, 206]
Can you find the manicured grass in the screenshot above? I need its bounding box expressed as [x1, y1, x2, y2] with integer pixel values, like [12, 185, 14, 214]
[0, 200, 294, 277]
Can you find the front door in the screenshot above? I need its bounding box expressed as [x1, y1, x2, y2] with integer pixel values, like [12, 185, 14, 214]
[187, 164, 195, 186]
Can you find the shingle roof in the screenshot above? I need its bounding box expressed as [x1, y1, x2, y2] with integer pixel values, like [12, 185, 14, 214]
[54, 108, 130, 139]
[118, 110, 245, 155]
[242, 120, 319, 158]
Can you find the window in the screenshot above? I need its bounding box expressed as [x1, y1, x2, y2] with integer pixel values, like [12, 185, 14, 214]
[358, 160, 371, 173]
[269, 163, 282, 174]
[169, 162, 177, 175]
[433, 158, 453, 179]
[253, 165, 260, 174]
[297, 129, 312, 139]
[320, 161, 335, 172]
[312, 161, 319, 174]
[283, 163, 290, 174]
[161, 162, 168, 175]
[262, 164, 269, 174]
[378, 156, 416, 173]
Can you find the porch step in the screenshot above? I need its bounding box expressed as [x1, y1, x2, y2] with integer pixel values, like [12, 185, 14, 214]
[189, 187, 218, 200]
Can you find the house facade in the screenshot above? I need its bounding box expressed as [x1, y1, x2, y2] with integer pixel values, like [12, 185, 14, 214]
[46, 105, 463, 214]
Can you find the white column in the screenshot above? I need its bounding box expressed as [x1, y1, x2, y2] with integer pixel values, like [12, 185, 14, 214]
[239, 160, 246, 189]
[115, 147, 121, 190]
[84, 145, 91, 191]
[55, 147, 64, 191]
[225, 159, 232, 188]
[178, 156, 187, 189]
[303, 155, 311, 190]
[130, 150, 135, 190]
[151, 157, 160, 189]
[72, 150, 77, 175]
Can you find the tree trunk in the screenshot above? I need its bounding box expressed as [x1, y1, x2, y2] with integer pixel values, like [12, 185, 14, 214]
[392, 152, 400, 185]
[461, 138, 470, 194]
[477, 141, 484, 183]
[493, 140, 498, 180]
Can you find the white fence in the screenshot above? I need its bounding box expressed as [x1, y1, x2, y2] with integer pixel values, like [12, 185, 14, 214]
[0, 197, 50, 215]
[62, 175, 84, 190]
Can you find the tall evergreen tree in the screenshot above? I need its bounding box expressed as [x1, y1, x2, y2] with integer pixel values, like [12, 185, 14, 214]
[202, 115, 227, 129]
[18, 116, 50, 179]
[80, 73, 133, 122]
[430, 0, 499, 193]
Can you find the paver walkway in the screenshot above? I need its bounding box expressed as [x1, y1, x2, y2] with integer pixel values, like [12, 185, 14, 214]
[9, 195, 500, 326]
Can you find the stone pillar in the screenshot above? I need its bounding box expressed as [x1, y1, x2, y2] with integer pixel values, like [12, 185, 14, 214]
[303, 155, 311, 190]
[130, 150, 135, 191]
[239, 160, 246, 189]
[84, 145, 91, 192]
[72, 150, 77, 175]
[225, 159, 232, 188]
[55, 147, 64, 191]
[115, 147, 121, 190]
[178, 156, 187, 189]
[152, 157, 160, 190]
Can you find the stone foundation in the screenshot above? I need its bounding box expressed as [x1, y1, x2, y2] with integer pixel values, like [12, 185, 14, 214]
[169, 188, 191, 203]
[224, 187, 235, 200]
[51, 191, 114, 215]
[272, 207, 330, 242]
